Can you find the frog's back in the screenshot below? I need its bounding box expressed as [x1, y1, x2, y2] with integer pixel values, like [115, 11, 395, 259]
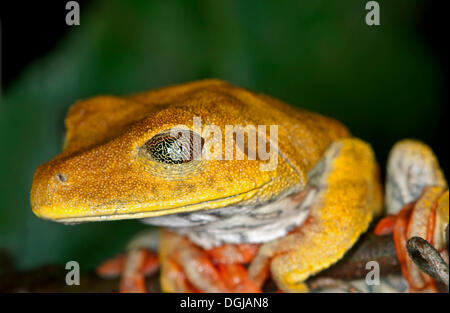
[65, 79, 349, 181]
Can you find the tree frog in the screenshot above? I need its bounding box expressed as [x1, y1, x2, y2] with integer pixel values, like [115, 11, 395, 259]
[31, 79, 390, 292]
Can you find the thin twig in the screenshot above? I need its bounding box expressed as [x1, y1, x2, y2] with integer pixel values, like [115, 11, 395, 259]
[406, 236, 449, 287]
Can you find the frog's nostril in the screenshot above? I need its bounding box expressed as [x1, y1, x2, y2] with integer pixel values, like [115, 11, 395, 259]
[55, 173, 68, 183]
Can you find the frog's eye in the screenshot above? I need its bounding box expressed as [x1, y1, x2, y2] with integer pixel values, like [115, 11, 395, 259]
[142, 130, 204, 164]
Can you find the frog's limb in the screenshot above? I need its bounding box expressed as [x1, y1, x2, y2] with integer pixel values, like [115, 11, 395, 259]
[385, 140, 447, 215]
[377, 140, 448, 292]
[160, 229, 228, 292]
[96, 253, 126, 278]
[393, 188, 448, 292]
[159, 229, 261, 292]
[97, 248, 159, 292]
[248, 138, 383, 292]
[96, 229, 160, 292]
[373, 214, 397, 235]
[207, 243, 260, 292]
[163, 256, 199, 292]
[217, 264, 260, 292]
[119, 248, 159, 293]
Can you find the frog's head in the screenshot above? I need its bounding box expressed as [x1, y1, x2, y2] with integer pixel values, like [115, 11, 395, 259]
[31, 80, 348, 223]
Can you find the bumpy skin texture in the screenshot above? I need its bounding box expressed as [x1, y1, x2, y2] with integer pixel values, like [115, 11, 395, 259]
[385, 140, 447, 215]
[31, 79, 349, 222]
[31, 79, 382, 292]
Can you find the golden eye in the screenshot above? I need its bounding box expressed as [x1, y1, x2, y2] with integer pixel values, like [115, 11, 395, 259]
[143, 130, 204, 164]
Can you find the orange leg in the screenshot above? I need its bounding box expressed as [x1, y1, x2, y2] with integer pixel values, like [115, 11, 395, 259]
[163, 257, 199, 292]
[374, 215, 397, 236]
[392, 203, 414, 285]
[96, 253, 127, 278]
[171, 242, 230, 292]
[206, 242, 262, 292]
[217, 263, 261, 292]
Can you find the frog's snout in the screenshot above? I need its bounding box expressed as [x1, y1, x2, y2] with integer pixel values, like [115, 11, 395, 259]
[30, 162, 70, 220]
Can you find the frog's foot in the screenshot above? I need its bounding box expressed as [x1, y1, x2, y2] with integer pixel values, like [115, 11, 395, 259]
[97, 248, 159, 292]
[376, 140, 449, 292]
[248, 139, 383, 292]
[376, 188, 449, 292]
[96, 229, 160, 292]
[159, 229, 261, 292]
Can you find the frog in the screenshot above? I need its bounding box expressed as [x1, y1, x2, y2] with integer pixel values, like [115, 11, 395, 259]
[31, 79, 445, 292]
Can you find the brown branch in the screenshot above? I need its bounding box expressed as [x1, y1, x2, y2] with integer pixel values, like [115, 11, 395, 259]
[0, 234, 401, 293]
[315, 233, 400, 281]
[0, 233, 401, 293]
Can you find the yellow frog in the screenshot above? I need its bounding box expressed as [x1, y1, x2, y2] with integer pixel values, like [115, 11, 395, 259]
[30, 79, 447, 292]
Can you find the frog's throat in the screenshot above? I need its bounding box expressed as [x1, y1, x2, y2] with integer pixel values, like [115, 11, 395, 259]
[144, 186, 316, 249]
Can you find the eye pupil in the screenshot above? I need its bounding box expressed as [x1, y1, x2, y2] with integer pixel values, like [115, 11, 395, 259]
[143, 130, 203, 164]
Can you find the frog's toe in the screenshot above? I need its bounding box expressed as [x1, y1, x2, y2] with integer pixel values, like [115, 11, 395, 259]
[217, 263, 260, 292]
[159, 229, 261, 292]
[207, 243, 261, 292]
[160, 230, 229, 292]
[120, 248, 159, 293]
[97, 248, 159, 293]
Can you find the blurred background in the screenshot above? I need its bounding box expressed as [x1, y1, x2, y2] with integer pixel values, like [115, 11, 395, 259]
[0, 0, 448, 274]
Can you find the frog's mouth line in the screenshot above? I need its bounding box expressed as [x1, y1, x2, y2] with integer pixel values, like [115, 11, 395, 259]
[48, 178, 275, 224]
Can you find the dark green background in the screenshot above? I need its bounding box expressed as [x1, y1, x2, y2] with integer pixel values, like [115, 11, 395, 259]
[0, 0, 447, 270]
